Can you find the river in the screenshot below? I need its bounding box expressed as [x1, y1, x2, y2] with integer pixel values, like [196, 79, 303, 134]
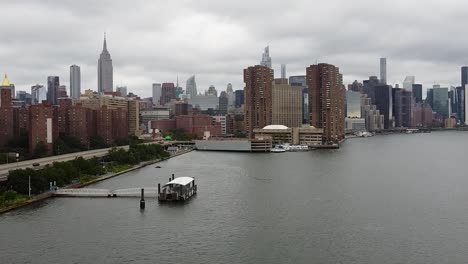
[1, 132, 468, 263]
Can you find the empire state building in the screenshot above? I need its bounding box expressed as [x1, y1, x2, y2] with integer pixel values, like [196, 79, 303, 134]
[98, 34, 113, 93]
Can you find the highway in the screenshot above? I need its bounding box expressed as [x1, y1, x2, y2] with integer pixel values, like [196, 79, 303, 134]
[0, 146, 130, 182]
[0, 141, 194, 182]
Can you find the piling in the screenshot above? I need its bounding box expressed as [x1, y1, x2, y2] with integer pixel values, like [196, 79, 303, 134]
[172, 174, 175, 180]
[140, 188, 145, 209]
[158, 183, 161, 195]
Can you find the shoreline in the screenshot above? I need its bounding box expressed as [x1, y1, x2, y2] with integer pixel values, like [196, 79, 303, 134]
[0, 148, 193, 214]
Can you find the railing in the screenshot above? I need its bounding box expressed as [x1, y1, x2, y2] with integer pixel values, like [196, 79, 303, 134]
[55, 187, 159, 198]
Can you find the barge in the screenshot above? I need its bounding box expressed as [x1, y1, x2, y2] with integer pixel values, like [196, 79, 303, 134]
[158, 176, 197, 202]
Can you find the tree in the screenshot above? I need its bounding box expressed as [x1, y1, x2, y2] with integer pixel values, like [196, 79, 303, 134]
[90, 136, 108, 149]
[32, 141, 49, 159]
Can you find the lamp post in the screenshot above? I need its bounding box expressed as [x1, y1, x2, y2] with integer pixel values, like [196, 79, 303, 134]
[28, 176, 31, 198]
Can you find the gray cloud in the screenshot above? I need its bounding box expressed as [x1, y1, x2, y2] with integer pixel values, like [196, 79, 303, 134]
[1, 0, 468, 98]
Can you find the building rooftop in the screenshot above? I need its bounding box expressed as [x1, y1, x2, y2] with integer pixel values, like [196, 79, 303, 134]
[262, 125, 289, 130]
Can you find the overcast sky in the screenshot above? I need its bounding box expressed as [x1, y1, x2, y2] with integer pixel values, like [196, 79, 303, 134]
[2, 0, 468, 97]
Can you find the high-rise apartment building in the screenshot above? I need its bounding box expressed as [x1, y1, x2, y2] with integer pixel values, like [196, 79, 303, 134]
[29, 103, 56, 154]
[373, 84, 393, 129]
[70, 65, 81, 99]
[128, 99, 140, 136]
[244, 65, 274, 138]
[380, 58, 387, 84]
[98, 35, 113, 93]
[47, 76, 60, 105]
[307, 63, 345, 143]
[272, 79, 302, 128]
[403, 76, 415, 92]
[152, 83, 161, 106]
[260, 46, 272, 68]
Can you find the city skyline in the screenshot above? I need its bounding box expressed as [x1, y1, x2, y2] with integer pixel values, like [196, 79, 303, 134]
[3, 1, 468, 97]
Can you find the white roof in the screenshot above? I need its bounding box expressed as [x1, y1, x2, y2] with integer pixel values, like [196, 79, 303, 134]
[263, 125, 289, 130]
[164, 177, 194, 186]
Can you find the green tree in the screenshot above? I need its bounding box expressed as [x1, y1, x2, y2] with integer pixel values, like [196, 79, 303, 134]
[90, 136, 108, 149]
[32, 141, 49, 159]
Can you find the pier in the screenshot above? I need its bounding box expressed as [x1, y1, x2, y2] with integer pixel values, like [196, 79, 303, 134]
[55, 187, 160, 198]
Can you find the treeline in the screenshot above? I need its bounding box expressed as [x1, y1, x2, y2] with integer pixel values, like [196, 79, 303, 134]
[2, 144, 169, 196]
[0, 132, 145, 163]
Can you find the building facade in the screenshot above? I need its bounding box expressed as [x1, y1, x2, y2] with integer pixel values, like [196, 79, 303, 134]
[307, 63, 345, 143]
[244, 65, 274, 138]
[186, 76, 197, 98]
[70, 64, 81, 99]
[47, 76, 60, 105]
[161, 83, 175, 106]
[380, 58, 387, 84]
[272, 78, 302, 128]
[152, 83, 161, 106]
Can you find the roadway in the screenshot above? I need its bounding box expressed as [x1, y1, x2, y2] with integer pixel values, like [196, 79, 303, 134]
[0, 141, 194, 182]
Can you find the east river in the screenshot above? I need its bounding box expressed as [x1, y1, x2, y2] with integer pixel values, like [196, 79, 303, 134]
[2, 132, 468, 263]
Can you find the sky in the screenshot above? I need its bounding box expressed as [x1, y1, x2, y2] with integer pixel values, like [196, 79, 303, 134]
[2, 0, 468, 98]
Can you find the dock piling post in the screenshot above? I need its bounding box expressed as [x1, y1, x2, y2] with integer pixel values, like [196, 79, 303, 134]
[158, 183, 160, 195]
[172, 174, 175, 180]
[140, 188, 145, 209]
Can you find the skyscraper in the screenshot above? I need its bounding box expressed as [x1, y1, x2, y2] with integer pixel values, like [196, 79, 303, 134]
[281, 64, 286, 79]
[244, 65, 274, 138]
[373, 84, 393, 129]
[160, 83, 175, 106]
[380, 58, 387, 84]
[455, 86, 465, 123]
[346, 91, 362, 118]
[186, 76, 197, 98]
[307, 63, 345, 143]
[226, 83, 235, 110]
[260, 46, 272, 68]
[461, 67, 468, 88]
[70, 65, 81, 99]
[394, 89, 412, 128]
[289, 75, 308, 124]
[47, 76, 60, 105]
[412, 84, 423, 103]
[206, 85, 218, 97]
[218, 91, 228, 115]
[152, 83, 161, 106]
[31, 84, 47, 105]
[272, 78, 302, 128]
[98, 34, 113, 93]
[403, 76, 415, 92]
[1, 74, 15, 99]
[234, 90, 244, 108]
[432, 86, 449, 118]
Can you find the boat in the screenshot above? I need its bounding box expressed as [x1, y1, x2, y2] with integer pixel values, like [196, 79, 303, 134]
[271, 145, 286, 153]
[158, 177, 197, 202]
[271, 148, 286, 153]
[155, 165, 161, 168]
